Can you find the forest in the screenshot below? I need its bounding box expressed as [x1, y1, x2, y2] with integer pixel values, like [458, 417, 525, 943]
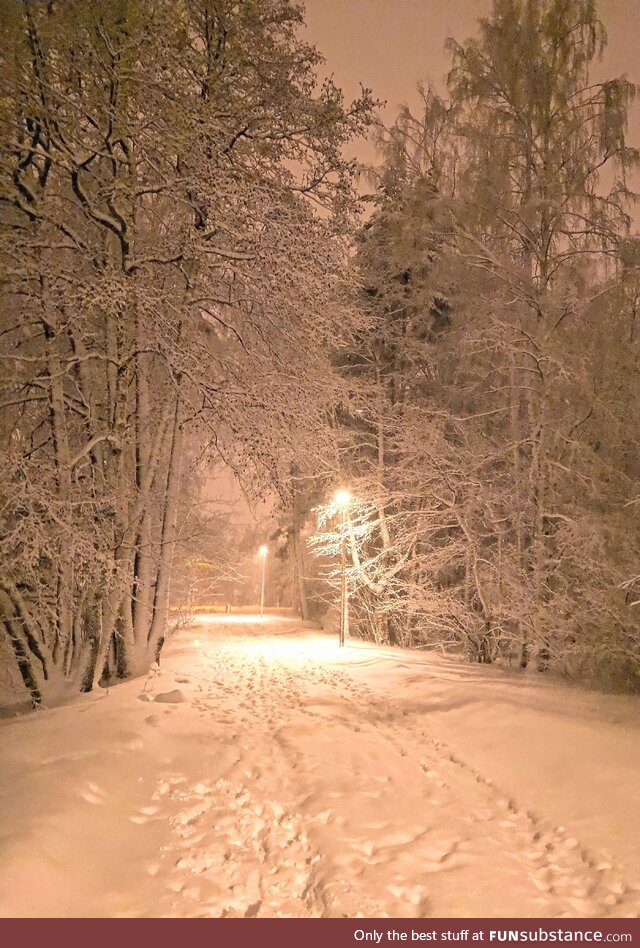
[2, 0, 640, 709]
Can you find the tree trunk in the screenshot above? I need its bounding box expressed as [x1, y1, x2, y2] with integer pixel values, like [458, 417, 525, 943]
[147, 389, 185, 664]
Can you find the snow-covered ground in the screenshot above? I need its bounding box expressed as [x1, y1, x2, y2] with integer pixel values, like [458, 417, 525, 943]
[1, 616, 639, 919]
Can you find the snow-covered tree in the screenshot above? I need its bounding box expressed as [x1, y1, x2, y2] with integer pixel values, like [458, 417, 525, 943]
[0, 0, 373, 706]
[312, 0, 640, 688]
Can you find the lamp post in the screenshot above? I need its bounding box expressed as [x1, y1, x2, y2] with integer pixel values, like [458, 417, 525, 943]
[334, 489, 351, 647]
[259, 545, 268, 618]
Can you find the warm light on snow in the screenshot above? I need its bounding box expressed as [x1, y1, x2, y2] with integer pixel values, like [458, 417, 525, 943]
[1, 617, 639, 919]
[2, 0, 640, 923]
[193, 612, 283, 626]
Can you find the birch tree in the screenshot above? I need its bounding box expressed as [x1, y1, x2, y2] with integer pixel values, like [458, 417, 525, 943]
[312, 0, 640, 688]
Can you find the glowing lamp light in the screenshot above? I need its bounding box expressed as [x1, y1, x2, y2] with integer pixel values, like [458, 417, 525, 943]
[259, 544, 268, 556]
[334, 489, 351, 507]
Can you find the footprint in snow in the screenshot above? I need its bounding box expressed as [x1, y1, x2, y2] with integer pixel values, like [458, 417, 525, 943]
[155, 777, 324, 917]
[81, 781, 106, 805]
[130, 804, 162, 824]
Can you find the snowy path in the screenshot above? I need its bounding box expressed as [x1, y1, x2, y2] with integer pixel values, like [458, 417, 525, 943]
[1, 616, 639, 919]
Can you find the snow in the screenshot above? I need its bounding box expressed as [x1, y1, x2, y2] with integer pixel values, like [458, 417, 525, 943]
[1, 616, 639, 919]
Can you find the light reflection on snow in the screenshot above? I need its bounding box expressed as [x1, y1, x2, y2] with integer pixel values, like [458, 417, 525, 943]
[191, 612, 287, 625]
[181, 613, 347, 661]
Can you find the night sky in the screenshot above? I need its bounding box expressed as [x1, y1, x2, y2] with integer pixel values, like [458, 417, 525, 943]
[304, 0, 640, 168]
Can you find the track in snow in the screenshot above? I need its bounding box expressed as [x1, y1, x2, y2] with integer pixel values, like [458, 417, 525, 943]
[131, 618, 640, 918]
[1, 615, 639, 919]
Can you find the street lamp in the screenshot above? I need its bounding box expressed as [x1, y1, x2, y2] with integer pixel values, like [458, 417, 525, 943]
[259, 545, 268, 618]
[334, 489, 351, 647]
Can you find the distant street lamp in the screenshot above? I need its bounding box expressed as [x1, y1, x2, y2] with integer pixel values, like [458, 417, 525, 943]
[334, 489, 351, 647]
[259, 545, 268, 618]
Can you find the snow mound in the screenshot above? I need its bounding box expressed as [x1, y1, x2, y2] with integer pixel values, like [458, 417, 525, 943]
[153, 689, 186, 704]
